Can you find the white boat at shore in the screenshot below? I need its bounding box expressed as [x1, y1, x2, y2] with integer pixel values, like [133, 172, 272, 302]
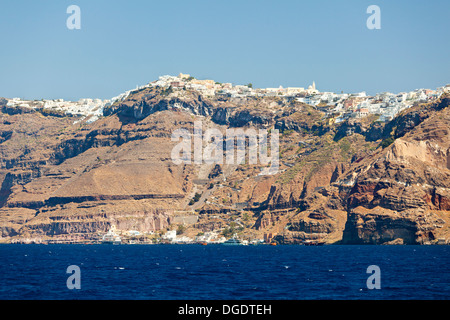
[101, 226, 121, 244]
[222, 238, 242, 245]
[222, 235, 247, 246]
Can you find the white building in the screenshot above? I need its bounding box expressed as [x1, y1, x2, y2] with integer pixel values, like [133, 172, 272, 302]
[306, 81, 319, 94]
[285, 87, 305, 95]
[162, 230, 177, 241]
[127, 230, 141, 236]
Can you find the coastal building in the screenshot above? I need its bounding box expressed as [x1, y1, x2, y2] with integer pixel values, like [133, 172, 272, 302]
[367, 103, 382, 114]
[306, 81, 319, 94]
[265, 86, 284, 94]
[303, 96, 320, 106]
[174, 235, 193, 243]
[127, 230, 141, 236]
[163, 230, 177, 241]
[191, 79, 215, 89]
[285, 87, 305, 95]
[170, 81, 185, 88]
[234, 85, 252, 94]
[178, 73, 191, 79]
[186, 83, 207, 91]
[351, 91, 367, 98]
[354, 108, 369, 118]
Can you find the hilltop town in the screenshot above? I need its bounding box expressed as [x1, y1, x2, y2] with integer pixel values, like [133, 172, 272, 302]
[146, 74, 448, 124]
[3, 73, 449, 125]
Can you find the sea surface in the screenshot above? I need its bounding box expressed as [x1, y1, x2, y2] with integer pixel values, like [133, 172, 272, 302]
[0, 244, 448, 300]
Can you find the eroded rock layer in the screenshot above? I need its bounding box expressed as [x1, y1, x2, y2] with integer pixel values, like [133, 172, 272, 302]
[0, 89, 448, 244]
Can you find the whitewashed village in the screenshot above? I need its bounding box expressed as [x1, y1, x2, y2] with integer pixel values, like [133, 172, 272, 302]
[12, 224, 262, 246]
[3, 73, 449, 126]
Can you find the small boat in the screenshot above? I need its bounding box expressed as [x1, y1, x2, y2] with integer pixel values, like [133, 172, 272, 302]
[200, 242, 208, 246]
[269, 242, 277, 246]
[303, 240, 325, 246]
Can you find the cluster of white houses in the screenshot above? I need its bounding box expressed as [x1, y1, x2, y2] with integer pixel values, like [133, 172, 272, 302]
[4, 73, 449, 124]
[148, 73, 320, 98]
[323, 88, 447, 123]
[147, 73, 449, 123]
[4, 97, 107, 123]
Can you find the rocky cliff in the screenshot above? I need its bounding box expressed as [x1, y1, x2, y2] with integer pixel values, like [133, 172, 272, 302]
[0, 89, 448, 244]
[338, 100, 450, 244]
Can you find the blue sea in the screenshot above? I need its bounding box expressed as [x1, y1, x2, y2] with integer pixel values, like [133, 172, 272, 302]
[0, 244, 448, 300]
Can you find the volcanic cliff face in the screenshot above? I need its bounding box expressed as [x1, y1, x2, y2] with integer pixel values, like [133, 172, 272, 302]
[338, 100, 450, 244]
[0, 89, 448, 244]
[0, 106, 197, 241]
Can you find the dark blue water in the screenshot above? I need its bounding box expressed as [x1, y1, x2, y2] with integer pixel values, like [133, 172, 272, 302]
[0, 244, 448, 300]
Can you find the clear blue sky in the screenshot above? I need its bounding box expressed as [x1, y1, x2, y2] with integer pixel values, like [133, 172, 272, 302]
[0, 0, 449, 100]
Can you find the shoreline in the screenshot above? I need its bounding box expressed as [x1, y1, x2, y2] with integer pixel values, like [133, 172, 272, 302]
[0, 241, 447, 246]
